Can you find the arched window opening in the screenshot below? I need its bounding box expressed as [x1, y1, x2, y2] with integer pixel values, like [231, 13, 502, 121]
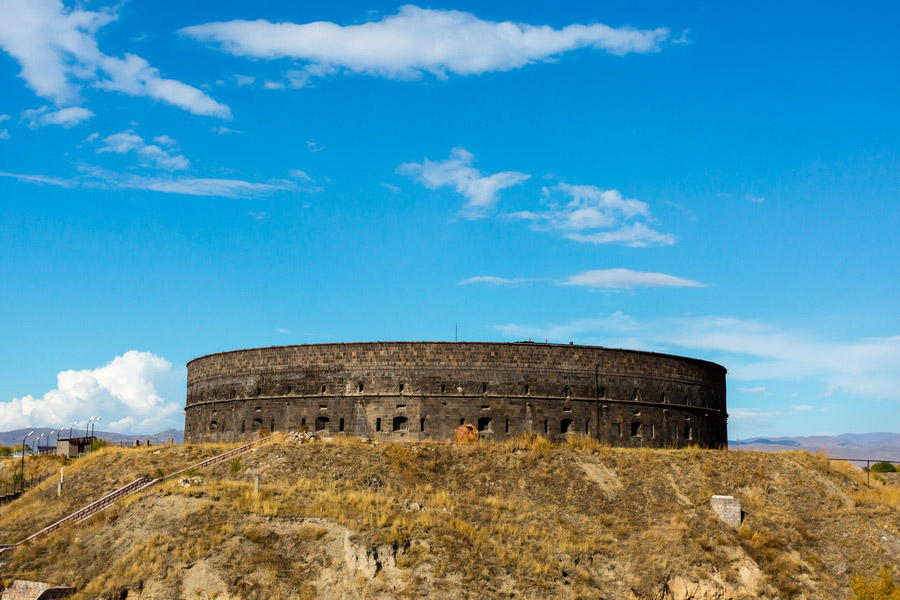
[564, 387, 570, 398]
[459, 417, 465, 425]
[561, 418, 574, 434]
[358, 382, 364, 393]
[210, 421, 217, 432]
[684, 425, 693, 441]
[315, 416, 329, 432]
[524, 384, 531, 395]
[543, 419, 549, 434]
[252, 418, 263, 431]
[631, 422, 643, 437]
[505, 418, 510, 433]
[600, 387, 606, 399]
[585, 421, 590, 435]
[481, 383, 488, 394]
[286, 386, 292, 395]
[256, 387, 262, 397]
[632, 389, 640, 402]
[376, 418, 382, 432]
[477, 416, 493, 432]
[399, 383, 405, 393]
[339, 418, 345, 432]
[661, 392, 668, 403]
[650, 424, 655, 438]
[301, 418, 306, 427]
[392, 416, 408, 432]
[440, 384, 446, 394]
[321, 384, 326, 394]
[616, 422, 622, 436]
[420, 418, 426, 432]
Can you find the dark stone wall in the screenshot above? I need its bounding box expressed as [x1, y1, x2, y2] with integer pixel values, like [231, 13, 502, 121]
[184, 342, 727, 448]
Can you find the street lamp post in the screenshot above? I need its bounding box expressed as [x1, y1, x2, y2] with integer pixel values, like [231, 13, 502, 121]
[91, 416, 102, 438]
[85, 417, 95, 439]
[20, 430, 34, 492]
[69, 421, 79, 441]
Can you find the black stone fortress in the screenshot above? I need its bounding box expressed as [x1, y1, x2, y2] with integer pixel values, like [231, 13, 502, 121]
[184, 342, 727, 448]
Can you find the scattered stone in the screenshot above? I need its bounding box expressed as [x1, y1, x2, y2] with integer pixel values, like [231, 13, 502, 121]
[286, 431, 318, 444]
[363, 475, 384, 490]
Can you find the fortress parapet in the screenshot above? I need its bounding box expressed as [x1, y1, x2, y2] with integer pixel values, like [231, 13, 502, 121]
[184, 341, 727, 448]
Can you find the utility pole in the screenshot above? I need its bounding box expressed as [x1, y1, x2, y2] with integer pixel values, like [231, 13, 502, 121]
[20, 430, 34, 492]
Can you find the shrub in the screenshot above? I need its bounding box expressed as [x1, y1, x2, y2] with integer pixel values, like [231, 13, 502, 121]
[91, 439, 109, 452]
[0, 446, 11, 456]
[229, 457, 242, 475]
[850, 567, 900, 600]
[871, 462, 897, 474]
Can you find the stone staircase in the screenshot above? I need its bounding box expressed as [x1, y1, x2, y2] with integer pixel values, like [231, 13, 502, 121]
[0, 436, 272, 553]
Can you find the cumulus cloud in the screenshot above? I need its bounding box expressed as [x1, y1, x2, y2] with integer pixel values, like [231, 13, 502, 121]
[490, 312, 900, 402]
[22, 105, 94, 128]
[459, 276, 533, 286]
[0, 165, 298, 198]
[739, 386, 772, 396]
[0, 350, 183, 433]
[210, 125, 240, 135]
[182, 5, 668, 88]
[399, 147, 530, 219]
[95, 130, 189, 171]
[0, 0, 230, 118]
[562, 269, 704, 289]
[508, 183, 675, 247]
[0, 130, 9, 140]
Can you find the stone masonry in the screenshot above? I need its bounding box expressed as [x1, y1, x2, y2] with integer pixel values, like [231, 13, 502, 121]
[711, 495, 742, 526]
[1, 581, 74, 600]
[184, 341, 728, 448]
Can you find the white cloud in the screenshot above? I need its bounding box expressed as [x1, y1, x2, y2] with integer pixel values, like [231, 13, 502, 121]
[0, 130, 9, 140]
[22, 105, 94, 128]
[739, 386, 772, 396]
[96, 130, 189, 171]
[744, 194, 765, 203]
[672, 29, 691, 45]
[306, 140, 323, 153]
[490, 312, 900, 402]
[728, 408, 781, 427]
[210, 125, 240, 135]
[818, 385, 837, 397]
[0, 166, 298, 198]
[234, 74, 255, 86]
[459, 276, 532, 286]
[508, 183, 675, 247]
[288, 169, 314, 183]
[182, 5, 668, 88]
[562, 268, 705, 289]
[0, 114, 9, 122]
[789, 405, 816, 414]
[399, 147, 530, 219]
[152, 135, 177, 147]
[0, 350, 183, 433]
[248, 210, 266, 220]
[0, 0, 230, 118]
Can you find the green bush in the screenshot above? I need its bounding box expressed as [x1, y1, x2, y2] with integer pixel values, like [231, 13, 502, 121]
[91, 438, 109, 452]
[229, 457, 242, 475]
[0, 446, 11, 456]
[871, 462, 897, 473]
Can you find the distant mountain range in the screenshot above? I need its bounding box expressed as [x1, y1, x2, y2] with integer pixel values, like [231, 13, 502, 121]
[0, 427, 184, 448]
[731, 432, 900, 461]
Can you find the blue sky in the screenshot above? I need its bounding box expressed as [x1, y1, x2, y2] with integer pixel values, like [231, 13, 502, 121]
[0, 0, 897, 438]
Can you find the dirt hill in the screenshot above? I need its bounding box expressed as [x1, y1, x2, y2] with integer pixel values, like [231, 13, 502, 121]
[1, 435, 898, 600]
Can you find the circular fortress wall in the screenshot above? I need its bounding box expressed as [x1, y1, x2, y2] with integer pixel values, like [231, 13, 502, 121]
[184, 342, 727, 448]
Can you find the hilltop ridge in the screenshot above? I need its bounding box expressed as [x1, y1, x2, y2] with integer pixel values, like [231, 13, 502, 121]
[1, 436, 898, 599]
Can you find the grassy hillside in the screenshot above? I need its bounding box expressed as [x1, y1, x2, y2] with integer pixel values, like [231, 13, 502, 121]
[1, 435, 898, 600]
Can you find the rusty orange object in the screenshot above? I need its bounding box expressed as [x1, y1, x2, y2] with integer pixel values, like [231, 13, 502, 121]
[454, 423, 479, 444]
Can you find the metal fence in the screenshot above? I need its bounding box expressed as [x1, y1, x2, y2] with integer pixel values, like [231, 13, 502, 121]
[826, 456, 900, 487]
[0, 474, 50, 504]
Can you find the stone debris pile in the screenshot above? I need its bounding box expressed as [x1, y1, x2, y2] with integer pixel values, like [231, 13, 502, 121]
[286, 430, 318, 444]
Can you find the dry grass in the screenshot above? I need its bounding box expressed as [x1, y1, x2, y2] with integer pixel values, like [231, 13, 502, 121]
[2, 441, 898, 600]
